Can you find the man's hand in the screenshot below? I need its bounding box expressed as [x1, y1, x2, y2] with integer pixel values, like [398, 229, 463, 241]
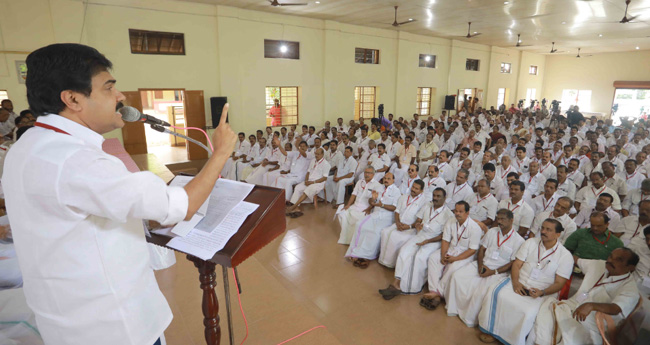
[333, 176, 340, 182]
[478, 266, 494, 278]
[0, 225, 9, 240]
[212, 106, 237, 158]
[512, 281, 527, 296]
[305, 181, 313, 186]
[344, 204, 351, 210]
[414, 223, 423, 231]
[529, 288, 545, 298]
[445, 254, 456, 263]
[573, 303, 594, 322]
[280, 170, 289, 175]
[416, 240, 428, 246]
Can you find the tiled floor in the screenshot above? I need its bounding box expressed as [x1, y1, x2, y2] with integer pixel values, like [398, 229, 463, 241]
[155, 204, 487, 345]
[149, 145, 188, 164]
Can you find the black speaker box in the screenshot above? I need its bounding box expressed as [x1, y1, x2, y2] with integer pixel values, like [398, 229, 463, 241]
[444, 95, 456, 110]
[210, 96, 228, 127]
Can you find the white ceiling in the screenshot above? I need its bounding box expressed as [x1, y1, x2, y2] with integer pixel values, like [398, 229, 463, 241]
[178, 0, 650, 54]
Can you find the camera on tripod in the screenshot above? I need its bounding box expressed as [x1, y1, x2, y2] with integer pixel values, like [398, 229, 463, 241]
[518, 99, 525, 108]
[551, 100, 561, 112]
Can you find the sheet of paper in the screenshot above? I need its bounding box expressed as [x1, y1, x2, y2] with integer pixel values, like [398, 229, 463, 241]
[169, 176, 209, 216]
[195, 179, 254, 232]
[171, 213, 204, 237]
[167, 201, 258, 260]
[151, 226, 178, 238]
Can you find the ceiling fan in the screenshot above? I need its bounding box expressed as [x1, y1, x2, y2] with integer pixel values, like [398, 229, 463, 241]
[388, 6, 416, 27]
[462, 22, 482, 38]
[619, 0, 639, 23]
[549, 42, 566, 53]
[269, 0, 307, 7]
[512, 34, 531, 47]
[576, 48, 593, 58]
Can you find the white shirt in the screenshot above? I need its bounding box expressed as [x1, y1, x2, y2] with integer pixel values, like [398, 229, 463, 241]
[400, 175, 420, 194]
[469, 192, 498, 222]
[530, 211, 577, 244]
[3, 115, 188, 345]
[368, 152, 390, 172]
[513, 156, 530, 174]
[624, 170, 645, 191]
[622, 189, 650, 215]
[422, 176, 447, 201]
[575, 184, 622, 210]
[574, 205, 621, 230]
[539, 161, 557, 180]
[498, 198, 535, 233]
[351, 179, 382, 211]
[555, 178, 577, 200]
[287, 151, 314, 176]
[437, 162, 454, 182]
[442, 217, 483, 256]
[481, 227, 526, 270]
[234, 139, 251, 156]
[336, 157, 358, 178]
[374, 184, 402, 218]
[613, 216, 649, 248]
[0, 111, 18, 136]
[396, 193, 428, 225]
[416, 204, 454, 237]
[445, 182, 474, 210]
[567, 169, 585, 188]
[603, 173, 628, 197]
[515, 238, 574, 290]
[306, 157, 331, 182]
[530, 193, 559, 215]
[325, 149, 344, 171]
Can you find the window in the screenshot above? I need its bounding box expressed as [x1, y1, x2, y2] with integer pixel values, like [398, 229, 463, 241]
[497, 88, 506, 107]
[466, 59, 480, 71]
[529, 65, 538, 75]
[612, 88, 650, 125]
[265, 87, 299, 126]
[419, 54, 436, 68]
[0, 90, 8, 102]
[129, 29, 185, 55]
[354, 86, 376, 120]
[416, 87, 433, 116]
[500, 62, 512, 74]
[264, 39, 300, 60]
[355, 48, 380, 64]
[561, 89, 592, 112]
[526, 88, 537, 107]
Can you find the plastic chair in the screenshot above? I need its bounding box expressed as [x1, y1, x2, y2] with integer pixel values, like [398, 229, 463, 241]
[595, 295, 644, 345]
[559, 275, 573, 301]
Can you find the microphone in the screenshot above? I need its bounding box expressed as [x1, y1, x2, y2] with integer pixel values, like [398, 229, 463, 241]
[119, 106, 171, 127]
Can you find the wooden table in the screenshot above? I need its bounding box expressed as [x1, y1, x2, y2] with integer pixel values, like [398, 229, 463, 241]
[131, 154, 287, 345]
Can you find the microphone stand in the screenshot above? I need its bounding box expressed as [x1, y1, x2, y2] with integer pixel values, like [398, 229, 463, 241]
[149, 124, 212, 156]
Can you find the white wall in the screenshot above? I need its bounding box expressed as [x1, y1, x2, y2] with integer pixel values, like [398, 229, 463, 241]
[0, 0, 553, 142]
[543, 50, 650, 115]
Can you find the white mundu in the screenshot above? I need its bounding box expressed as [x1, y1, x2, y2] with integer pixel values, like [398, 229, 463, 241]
[290, 157, 331, 204]
[498, 198, 534, 234]
[246, 147, 283, 185]
[378, 193, 428, 268]
[478, 238, 573, 345]
[529, 210, 577, 244]
[232, 142, 259, 180]
[325, 157, 358, 205]
[222, 139, 251, 179]
[426, 217, 483, 297]
[446, 227, 525, 327]
[445, 182, 473, 210]
[3, 115, 189, 345]
[394, 205, 454, 294]
[468, 192, 498, 223]
[337, 179, 382, 244]
[532, 259, 639, 345]
[345, 184, 401, 260]
[238, 145, 268, 181]
[271, 151, 314, 200]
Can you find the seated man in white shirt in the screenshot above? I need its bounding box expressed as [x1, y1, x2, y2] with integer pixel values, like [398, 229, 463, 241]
[574, 193, 622, 230]
[286, 148, 330, 217]
[481, 163, 506, 199]
[575, 171, 622, 212]
[270, 140, 314, 201]
[243, 138, 282, 185]
[418, 201, 483, 310]
[337, 167, 383, 245]
[399, 164, 420, 195]
[221, 132, 251, 180]
[622, 178, 650, 217]
[368, 143, 390, 182]
[614, 199, 650, 247]
[530, 196, 577, 243]
[530, 179, 559, 215]
[531, 248, 640, 345]
[379, 188, 454, 296]
[389, 135, 417, 185]
[422, 165, 447, 202]
[477, 219, 574, 345]
[519, 160, 545, 201]
[345, 173, 401, 268]
[539, 151, 558, 180]
[446, 209, 526, 327]
[0, 223, 22, 289]
[567, 158, 586, 188]
[325, 146, 358, 208]
[498, 180, 535, 237]
[601, 161, 627, 200]
[445, 169, 474, 210]
[468, 179, 498, 228]
[377, 180, 427, 268]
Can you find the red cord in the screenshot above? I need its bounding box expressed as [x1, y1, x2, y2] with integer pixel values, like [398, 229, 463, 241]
[230, 268, 326, 345]
[169, 125, 214, 152]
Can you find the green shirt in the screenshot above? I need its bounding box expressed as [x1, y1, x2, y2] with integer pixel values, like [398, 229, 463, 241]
[563, 228, 624, 260]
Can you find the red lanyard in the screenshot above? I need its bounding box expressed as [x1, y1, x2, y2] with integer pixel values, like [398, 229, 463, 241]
[592, 231, 611, 246]
[627, 172, 637, 180]
[453, 183, 467, 196]
[407, 178, 414, 188]
[429, 206, 442, 222]
[592, 186, 606, 197]
[592, 273, 631, 289]
[476, 193, 491, 204]
[497, 229, 514, 248]
[508, 201, 521, 212]
[501, 166, 511, 179]
[314, 158, 325, 170]
[537, 241, 559, 265]
[528, 174, 534, 184]
[456, 222, 468, 242]
[406, 194, 421, 207]
[428, 177, 438, 186]
[34, 122, 71, 136]
[603, 176, 611, 184]
[542, 195, 554, 211]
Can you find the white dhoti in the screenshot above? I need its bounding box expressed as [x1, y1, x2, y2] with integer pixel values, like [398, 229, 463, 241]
[263, 170, 282, 186]
[245, 165, 270, 185]
[345, 213, 394, 260]
[235, 161, 252, 181]
[378, 226, 416, 268]
[326, 176, 354, 205]
[531, 298, 603, 345]
[445, 261, 507, 327]
[337, 207, 366, 244]
[394, 235, 441, 294]
[478, 278, 553, 345]
[239, 164, 257, 181]
[426, 249, 474, 296]
[290, 181, 325, 204]
[221, 158, 240, 180]
[271, 174, 303, 200]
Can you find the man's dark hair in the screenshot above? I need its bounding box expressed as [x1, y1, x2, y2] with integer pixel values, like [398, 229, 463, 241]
[434, 187, 446, 198]
[483, 163, 496, 172]
[496, 208, 514, 219]
[413, 179, 425, 190]
[599, 192, 614, 203]
[620, 247, 640, 266]
[543, 218, 564, 233]
[16, 125, 33, 140]
[511, 180, 525, 191]
[14, 115, 25, 126]
[20, 109, 33, 117]
[26, 43, 113, 116]
[456, 200, 470, 212]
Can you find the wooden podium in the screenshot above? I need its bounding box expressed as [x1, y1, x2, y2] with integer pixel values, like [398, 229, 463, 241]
[121, 150, 286, 345]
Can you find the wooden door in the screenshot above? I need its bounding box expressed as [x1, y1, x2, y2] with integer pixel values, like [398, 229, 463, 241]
[184, 90, 209, 160]
[121, 91, 148, 155]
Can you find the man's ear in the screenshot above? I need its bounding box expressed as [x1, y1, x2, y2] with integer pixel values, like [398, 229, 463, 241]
[60, 90, 84, 112]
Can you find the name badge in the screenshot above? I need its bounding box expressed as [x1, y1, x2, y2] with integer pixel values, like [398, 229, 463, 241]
[530, 268, 542, 280]
[491, 250, 500, 260]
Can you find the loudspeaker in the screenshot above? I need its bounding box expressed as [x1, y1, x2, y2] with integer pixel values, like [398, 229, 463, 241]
[210, 97, 228, 127]
[444, 95, 456, 110]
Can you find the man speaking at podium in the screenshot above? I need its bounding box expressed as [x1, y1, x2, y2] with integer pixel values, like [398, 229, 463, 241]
[2, 44, 237, 345]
